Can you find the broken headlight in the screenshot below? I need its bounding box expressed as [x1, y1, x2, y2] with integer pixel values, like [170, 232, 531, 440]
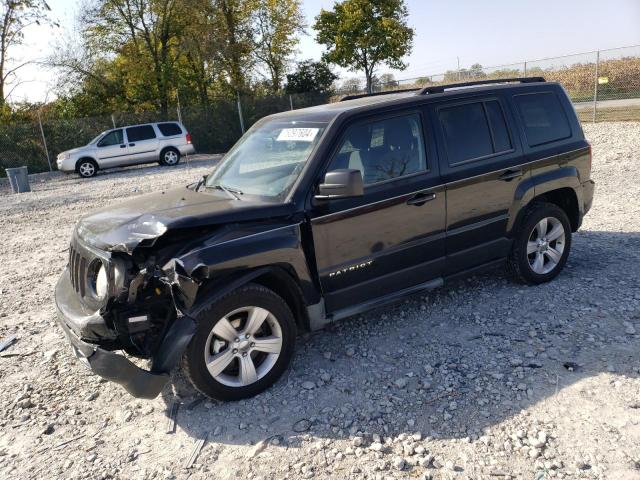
[87, 259, 108, 300]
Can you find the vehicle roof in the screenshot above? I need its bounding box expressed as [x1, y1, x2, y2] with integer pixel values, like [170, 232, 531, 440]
[107, 120, 183, 131]
[269, 81, 562, 123]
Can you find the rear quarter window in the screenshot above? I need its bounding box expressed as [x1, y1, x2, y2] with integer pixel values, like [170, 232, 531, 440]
[514, 92, 571, 147]
[157, 122, 183, 136]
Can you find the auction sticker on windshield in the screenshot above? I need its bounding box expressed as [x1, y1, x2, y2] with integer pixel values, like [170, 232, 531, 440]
[276, 128, 319, 142]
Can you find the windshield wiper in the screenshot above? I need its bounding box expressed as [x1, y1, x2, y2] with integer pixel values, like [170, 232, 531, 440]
[207, 183, 243, 200]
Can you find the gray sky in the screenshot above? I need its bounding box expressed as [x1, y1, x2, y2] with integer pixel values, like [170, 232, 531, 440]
[8, 0, 640, 103]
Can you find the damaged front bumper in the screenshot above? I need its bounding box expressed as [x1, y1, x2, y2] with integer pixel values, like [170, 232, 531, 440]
[55, 269, 196, 399]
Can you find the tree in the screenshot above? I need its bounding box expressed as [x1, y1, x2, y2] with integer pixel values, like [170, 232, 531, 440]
[469, 63, 485, 79]
[340, 77, 362, 93]
[314, 0, 413, 94]
[0, 0, 52, 108]
[209, 0, 257, 94]
[81, 0, 189, 115]
[285, 59, 337, 94]
[254, 0, 305, 92]
[379, 73, 397, 87]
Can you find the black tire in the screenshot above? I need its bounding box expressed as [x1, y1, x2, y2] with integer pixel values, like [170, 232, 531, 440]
[509, 202, 572, 285]
[181, 283, 296, 401]
[159, 147, 180, 166]
[76, 158, 98, 178]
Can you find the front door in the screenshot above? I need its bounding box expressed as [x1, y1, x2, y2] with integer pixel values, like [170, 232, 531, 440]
[95, 129, 128, 167]
[430, 96, 527, 275]
[309, 111, 446, 314]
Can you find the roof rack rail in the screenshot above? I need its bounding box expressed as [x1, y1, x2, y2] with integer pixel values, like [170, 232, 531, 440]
[417, 77, 546, 95]
[340, 87, 421, 102]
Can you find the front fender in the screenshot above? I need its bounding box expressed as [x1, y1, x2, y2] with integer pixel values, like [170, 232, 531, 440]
[165, 222, 320, 316]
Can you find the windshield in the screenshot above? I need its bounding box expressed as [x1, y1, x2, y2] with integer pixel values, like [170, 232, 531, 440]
[88, 132, 107, 145]
[205, 119, 327, 199]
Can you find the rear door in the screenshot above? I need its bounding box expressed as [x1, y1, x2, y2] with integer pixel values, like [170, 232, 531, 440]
[95, 129, 127, 167]
[125, 124, 160, 163]
[430, 95, 527, 275]
[309, 110, 446, 315]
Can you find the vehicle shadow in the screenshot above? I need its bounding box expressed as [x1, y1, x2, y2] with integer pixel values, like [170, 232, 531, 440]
[159, 229, 640, 449]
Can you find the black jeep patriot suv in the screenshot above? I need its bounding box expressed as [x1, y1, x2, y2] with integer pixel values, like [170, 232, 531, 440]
[55, 78, 595, 401]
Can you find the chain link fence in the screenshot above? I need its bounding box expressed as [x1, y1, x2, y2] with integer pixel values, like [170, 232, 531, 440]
[0, 92, 331, 177]
[377, 45, 640, 124]
[2, 45, 639, 177]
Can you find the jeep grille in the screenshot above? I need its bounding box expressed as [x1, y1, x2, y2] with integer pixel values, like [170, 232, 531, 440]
[69, 244, 89, 297]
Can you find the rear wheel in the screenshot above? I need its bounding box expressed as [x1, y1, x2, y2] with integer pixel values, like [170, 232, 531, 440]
[159, 147, 180, 166]
[509, 202, 572, 285]
[77, 159, 98, 178]
[181, 284, 296, 401]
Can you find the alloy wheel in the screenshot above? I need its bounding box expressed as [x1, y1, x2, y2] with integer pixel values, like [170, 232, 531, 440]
[79, 162, 95, 177]
[527, 216, 566, 274]
[203, 306, 283, 388]
[164, 150, 178, 165]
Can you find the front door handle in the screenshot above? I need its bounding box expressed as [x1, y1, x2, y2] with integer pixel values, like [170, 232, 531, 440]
[406, 192, 436, 206]
[129, 143, 136, 147]
[120, 144, 126, 148]
[499, 169, 523, 181]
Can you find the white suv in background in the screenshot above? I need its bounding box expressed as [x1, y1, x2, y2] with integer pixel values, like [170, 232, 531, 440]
[56, 121, 196, 178]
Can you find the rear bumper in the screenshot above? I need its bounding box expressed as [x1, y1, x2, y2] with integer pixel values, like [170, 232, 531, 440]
[179, 144, 196, 156]
[582, 179, 595, 215]
[54, 269, 196, 399]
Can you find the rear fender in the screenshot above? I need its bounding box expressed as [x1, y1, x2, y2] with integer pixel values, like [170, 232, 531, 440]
[508, 166, 582, 234]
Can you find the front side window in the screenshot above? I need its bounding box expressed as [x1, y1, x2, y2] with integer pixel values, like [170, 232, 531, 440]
[328, 113, 427, 185]
[126, 125, 157, 142]
[97, 129, 123, 147]
[514, 92, 571, 146]
[205, 119, 327, 198]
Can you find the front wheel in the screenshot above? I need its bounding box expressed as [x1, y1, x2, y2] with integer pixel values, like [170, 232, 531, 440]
[181, 284, 296, 401]
[77, 159, 98, 178]
[509, 202, 572, 285]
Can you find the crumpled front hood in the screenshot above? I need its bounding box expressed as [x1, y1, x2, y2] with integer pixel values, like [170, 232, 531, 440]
[75, 187, 294, 253]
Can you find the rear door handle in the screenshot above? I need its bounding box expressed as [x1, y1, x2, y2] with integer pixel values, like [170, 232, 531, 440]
[406, 192, 436, 206]
[499, 169, 523, 181]
[120, 144, 126, 148]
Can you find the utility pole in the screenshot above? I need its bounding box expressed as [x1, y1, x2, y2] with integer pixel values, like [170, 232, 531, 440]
[457, 57, 460, 81]
[237, 91, 245, 134]
[592, 50, 600, 123]
[37, 110, 52, 172]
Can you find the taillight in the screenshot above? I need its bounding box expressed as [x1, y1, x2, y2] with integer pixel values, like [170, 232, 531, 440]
[186, 133, 192, 144]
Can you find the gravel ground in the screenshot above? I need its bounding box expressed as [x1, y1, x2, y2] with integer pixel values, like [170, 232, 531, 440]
[0, 123, 639, 480]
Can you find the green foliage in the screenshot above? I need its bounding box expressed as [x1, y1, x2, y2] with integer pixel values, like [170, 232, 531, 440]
[255, 0, 306, 92]
[285, 60, 337, 94]
[314, 0, 414, 93]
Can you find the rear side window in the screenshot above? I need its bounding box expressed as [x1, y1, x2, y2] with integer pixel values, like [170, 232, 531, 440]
[514, 92, 571, 146]
[157, 122, 183, 136]
[97, 129, 123, 147]
[438, 100, 512, 166]
[126, 125, 157, 142]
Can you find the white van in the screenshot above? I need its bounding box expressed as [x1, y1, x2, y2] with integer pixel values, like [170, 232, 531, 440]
[56, 121, 196, 178]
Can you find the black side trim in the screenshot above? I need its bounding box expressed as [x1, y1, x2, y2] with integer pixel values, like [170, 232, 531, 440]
[445, 258, 506, 282]
[330, 277, 443, 322]
[101, 149, 156, 160]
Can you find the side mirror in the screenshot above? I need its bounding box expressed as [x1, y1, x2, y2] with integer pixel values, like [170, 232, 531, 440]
[315, 169, 364, 199]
